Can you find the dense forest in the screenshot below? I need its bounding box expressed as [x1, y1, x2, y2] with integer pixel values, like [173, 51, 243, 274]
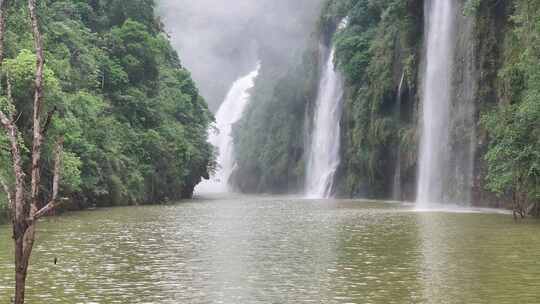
[231, 0, 539, 212]
[0, 0, 215, 222]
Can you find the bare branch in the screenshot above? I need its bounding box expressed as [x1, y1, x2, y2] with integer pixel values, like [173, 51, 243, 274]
[0, 40, 25, 222]
[33, 138, 63, 220]
[28, 0, 46, 215]
[0, 109, 25, 223]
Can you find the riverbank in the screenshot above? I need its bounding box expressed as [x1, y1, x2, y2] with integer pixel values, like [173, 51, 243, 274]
[0, 194, 528, 225]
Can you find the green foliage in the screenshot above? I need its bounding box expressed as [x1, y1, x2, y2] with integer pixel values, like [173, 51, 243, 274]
[108, 20, 159, 87]
[464, 0, 482, 15]
[0, 0, 214, 213]
[61, 151, 83, 192]
[334, 32, 372, 83]
[233, 0, 422, 197]
[3, 49, 60, 98]
[482, 0, 540, 206]
[232, 50, 319, 193]
[323, 0, 420, 197]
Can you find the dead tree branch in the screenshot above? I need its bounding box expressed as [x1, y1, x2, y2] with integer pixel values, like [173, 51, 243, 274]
[33, 138, 63, 220]
[28, 0, 46, 218]
[0, 110, 24, 220]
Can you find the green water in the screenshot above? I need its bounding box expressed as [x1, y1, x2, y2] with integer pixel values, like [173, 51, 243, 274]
[0, 196, 539, 303]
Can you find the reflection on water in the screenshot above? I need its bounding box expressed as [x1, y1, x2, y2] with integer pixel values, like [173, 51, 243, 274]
[0, 196, 539, 303]
[418, 212, 540, 304]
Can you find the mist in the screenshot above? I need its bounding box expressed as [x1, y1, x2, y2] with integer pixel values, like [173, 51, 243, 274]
[157, 0, 324, 111]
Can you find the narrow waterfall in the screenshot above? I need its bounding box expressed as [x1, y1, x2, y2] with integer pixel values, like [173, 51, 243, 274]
[416, 0, 456, 206]
[392, 73, 405, 201]
[305, 21, 347, 199]
[196, 63, 261, 194]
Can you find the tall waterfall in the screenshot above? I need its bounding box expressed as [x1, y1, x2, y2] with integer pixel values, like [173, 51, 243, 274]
[197, 63, 261, 194]
[305, 28, 346, 198]
[417, 0, 477, 207]
[392, 73, 405, 201]
[416, 0, 456, 206]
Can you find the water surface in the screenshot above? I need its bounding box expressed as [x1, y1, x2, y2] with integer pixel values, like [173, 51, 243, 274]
[1, 196, 539, 303]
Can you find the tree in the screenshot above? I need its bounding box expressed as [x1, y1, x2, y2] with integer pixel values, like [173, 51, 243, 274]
[0, 1, 64, 303]
[482, 0, 540, 218]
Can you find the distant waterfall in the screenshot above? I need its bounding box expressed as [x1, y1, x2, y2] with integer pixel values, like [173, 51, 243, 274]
[305, 20, 347, 199]
[417, 0, 456, 206]
[197, 63, 261, 194]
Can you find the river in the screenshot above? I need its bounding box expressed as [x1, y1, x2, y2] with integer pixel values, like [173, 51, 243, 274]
[1, 196, 539, 303]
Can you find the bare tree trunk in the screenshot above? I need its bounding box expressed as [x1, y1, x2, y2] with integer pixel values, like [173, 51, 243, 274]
[14, 229, 32, 304]
[12, 137, 62, 303]
[0, 1, 64, 303]
[0, 108, 28, 304]
[11, 1, 47, 303]
[0, 92, 27, 304]
[28, 0, 45, 215]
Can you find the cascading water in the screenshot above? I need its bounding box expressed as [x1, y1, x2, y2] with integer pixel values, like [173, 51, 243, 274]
[196, 63, 261, 194]
[416, 0, 456, 207]
[305, 19, 347, 199]
[392, 73, 405, 201]
[417, 0, 477, 207]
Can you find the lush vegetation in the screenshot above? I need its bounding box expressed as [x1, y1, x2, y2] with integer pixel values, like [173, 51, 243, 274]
[322, 0, 539, 211]
[0, 0, 214, 218]
[481, 0, 540, 214]
[231, 50, 319, 193]
[319, 0, 422, 198]
[231, 0, 422, 196]
[231, 0, 538, 211]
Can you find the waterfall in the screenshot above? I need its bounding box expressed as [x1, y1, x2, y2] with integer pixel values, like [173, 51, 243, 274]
[417, 0, 478, 207]
[196, 63, 261, 194]
[392, 73, 405, 201]
[416, 0, 456, 206]
[305, 20, 347, 199]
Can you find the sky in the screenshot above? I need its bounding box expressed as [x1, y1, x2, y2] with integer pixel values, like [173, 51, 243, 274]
[157, 0, 324, 111]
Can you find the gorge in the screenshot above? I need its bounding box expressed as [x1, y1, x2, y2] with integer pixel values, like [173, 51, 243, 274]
[0, 0, 536, 217]
[1, 0, 540, 303]
[225, 0, 538, 213]
[196, 63, 261, 194]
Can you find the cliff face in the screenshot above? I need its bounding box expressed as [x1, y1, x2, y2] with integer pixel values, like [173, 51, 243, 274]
[328, 0, 522, 207]
[470, 0, 513, 207]
[324, 0, 425, 200]
[230, 0, 539, 210]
